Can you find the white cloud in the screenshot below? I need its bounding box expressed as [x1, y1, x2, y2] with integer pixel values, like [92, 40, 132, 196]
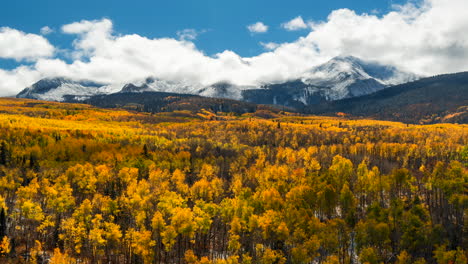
[247, 22, 268, 33]
[0, 27, 54, 61]
[298, 0, 468, 75]
[62, 19, 113, 35]
[177, 29, 199, 41]
[260, 42, 280, 50]
[282, 16, 308, 31]
[1, 0, 468, 97]
[40, 26, 54, 35]
[61, 19, 114, 59]
[0, 66, 40, 96]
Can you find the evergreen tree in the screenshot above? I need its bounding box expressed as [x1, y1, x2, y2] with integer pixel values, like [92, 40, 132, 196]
[0, 208, 6, 239]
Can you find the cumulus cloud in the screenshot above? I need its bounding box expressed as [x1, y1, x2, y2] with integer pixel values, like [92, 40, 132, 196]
[62, 19, 113, 35]
[247, 22, 268, 33]
[1, 0, 468, 97]
[40, 26, 54, 35]
[0, 27, 54, 61]
[282, 16, 308, 31]
[61, 19, 114, 59]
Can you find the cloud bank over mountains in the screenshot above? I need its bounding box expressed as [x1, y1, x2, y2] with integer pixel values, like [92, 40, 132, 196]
[0, 0, 467, 96]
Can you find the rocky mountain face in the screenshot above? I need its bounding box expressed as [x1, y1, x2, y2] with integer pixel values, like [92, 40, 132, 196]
[16, 56, 417, 108]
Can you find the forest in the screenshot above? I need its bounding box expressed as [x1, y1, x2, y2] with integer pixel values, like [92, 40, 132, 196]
[0, 98, 466, 264]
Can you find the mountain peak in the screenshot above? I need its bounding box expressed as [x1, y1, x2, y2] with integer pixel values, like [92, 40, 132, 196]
[17, 77, 114, 101]
[120, 83, 151, 93]
[25, 77, 69, 92]
[330, 55, 362, 63]
[299, 55, 417, 100]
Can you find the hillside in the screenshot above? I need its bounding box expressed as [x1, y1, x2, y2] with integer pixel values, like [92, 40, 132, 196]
[0, 98, 466, 263]
[307, 72, 468, 124]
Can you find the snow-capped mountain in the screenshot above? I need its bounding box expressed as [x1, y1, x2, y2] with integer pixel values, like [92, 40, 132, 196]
[16, 77, 121, 101]
[120, 77, 203, 94]
[16, 56, 418, 108]
[202, 56, 417, 104]
[197, 82, 257, 100]
[240, 56, 417, 107]
[119, 78, 254, 100]
[301, 56, 417, 100]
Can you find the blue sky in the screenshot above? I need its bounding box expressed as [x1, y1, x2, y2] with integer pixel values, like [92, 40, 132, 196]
[1, 0, 467, 96]
[1, 0, 406, 59]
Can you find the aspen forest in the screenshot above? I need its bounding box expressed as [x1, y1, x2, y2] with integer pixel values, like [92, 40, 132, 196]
[0, 98, 466, 264]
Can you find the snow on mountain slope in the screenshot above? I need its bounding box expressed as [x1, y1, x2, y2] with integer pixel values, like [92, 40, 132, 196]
[192, 55, 415, 103]
[300, 56, 417, 100]
[16, 77, 121, 101]
[119, 78, 253, 100]
[197, 82, 256, 100]
[240, 56, 418, 107]
[120, 77, 203, 94]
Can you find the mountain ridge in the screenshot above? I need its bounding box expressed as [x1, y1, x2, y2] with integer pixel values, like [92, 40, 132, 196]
[16, 56, 416, 106]
[16, 77, 120, 101]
